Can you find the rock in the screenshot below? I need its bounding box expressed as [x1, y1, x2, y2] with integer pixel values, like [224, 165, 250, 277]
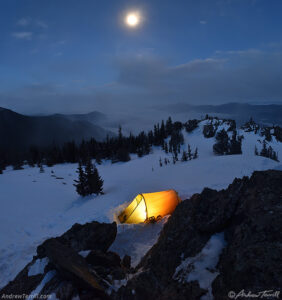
[121, 255, 131, 269]
[37, 221, 117, 257]
[85, 250, 127, 282]
[212, 170, 282, 298]
[0, 258, 45, 298]
[1, 221, 119, 299]
[110, 268, 126, 281]
[113, 170, 282, 300]
[86, 251, 121, 269]
[161, 281, 207, 300]
[39, 238, 107, 293]
[55, 281, 77, 300]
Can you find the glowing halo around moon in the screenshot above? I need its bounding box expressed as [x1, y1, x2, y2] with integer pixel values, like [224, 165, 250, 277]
[125, 12, 141, 27]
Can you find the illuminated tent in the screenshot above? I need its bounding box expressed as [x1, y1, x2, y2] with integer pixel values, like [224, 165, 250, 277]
[118, 190, 181, 224]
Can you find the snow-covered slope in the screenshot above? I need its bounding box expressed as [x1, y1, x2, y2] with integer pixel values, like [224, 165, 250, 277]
[1, 119, 282, 288]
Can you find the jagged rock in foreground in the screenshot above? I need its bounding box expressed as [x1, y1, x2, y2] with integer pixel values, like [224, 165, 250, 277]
[114, 170, 282, 300]
[0, 221, 118, 300]
[38, 221, 117, 257]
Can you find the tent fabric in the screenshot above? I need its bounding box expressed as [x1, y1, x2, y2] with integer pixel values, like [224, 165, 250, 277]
[118, 190, 181, 224]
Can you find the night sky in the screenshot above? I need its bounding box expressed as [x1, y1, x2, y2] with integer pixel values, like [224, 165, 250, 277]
[1, 0, 282, 114]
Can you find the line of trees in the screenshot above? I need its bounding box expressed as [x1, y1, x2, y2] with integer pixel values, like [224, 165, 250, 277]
[255, 141, 279, 162]
[0, 116, 190, 173]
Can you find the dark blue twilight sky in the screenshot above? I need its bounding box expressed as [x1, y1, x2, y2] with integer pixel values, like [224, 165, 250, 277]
[0, 0, 282, 114]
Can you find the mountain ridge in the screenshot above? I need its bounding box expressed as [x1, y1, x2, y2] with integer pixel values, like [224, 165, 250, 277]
[0, 107, 113, 151]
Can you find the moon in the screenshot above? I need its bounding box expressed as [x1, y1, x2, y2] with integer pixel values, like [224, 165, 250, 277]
[125, 12, 140, 27]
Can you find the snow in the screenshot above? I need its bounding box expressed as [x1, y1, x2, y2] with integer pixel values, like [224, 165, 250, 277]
[109, 279, 128, 292]
[27, 270, 56, 300]
[110, 216, 169, 267]
[28, 257, 49, 276]
[174, 232, 226, 299]
[0, 120, 282, 288]
[78, 250, 91, 258]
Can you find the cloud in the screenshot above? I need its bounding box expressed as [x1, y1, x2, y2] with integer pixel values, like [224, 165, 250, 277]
[12, 32, 33, 40]
[1, 47, 282, 115]
[16, 18, 48, 29]
[36, 20, 48, 29]
[17, 18, 30, 26]
[114, 49, 282, 104]
[200, 20, 207, 25]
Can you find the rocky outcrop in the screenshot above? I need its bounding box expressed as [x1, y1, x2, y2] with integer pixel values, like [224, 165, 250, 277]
[0, 258, 45, 297]
[114, 170, 282, 300]
[38, 238, 105, 291]
[2, 171, 282, 300]
[1, 221, 118, 300]
[37, 221, 117, 257]
[212, 170, 282, 299]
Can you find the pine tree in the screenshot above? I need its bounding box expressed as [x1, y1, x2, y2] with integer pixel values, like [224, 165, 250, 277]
[229, 131, 242, 154]
[159, 157, 163, 167]
[187, 144, 192, 160]
[118, 125, 123, 141]
[39, 164, 44, 173]
[181, 151, 188, 162]
[193, 147, 198, 159]
[13, 158, 24, 170]
[164, 142, 168, 153]
[116, 147, 131, 162]
[203, 124, 216, 138]
[267, 146, 274, 159]
[96, 155, 102, 165]
[85, 158, 94, 195]
[169, 141, 172, 153]
[264, 129, 272, 142]
[260, 140, 268, 157]
[272, 151, 279, 162]
[84, 158, 104, 195]
[213, 129, 229, 155]
[160, 120, 166, 139]
[73, 161, 87, 196]
[165, 117, 173, 136]
[92, 166, 104, 195]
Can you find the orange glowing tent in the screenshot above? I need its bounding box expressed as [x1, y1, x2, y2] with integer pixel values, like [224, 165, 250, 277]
[118, 190, 181, 224]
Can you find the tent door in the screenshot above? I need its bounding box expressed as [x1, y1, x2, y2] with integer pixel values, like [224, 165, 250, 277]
[126, 195, 147, 223]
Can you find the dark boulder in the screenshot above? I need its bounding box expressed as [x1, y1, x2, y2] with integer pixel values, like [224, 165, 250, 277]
[0, 259, 45, 299]
[212, 170, 282, 299]
[114, 170, 282, 300]
[1, 221, 117, 300]
[38, 238, 105, 292]
[86, 250, 121, 269]
[121, 255, 131, 269]
[37, 221, 117, 257]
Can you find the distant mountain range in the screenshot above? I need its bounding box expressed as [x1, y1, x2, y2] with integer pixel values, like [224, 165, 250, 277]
[0, 107, 114, 151]
[1, 103, 282, 152]
[156, 103, 282, 126]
